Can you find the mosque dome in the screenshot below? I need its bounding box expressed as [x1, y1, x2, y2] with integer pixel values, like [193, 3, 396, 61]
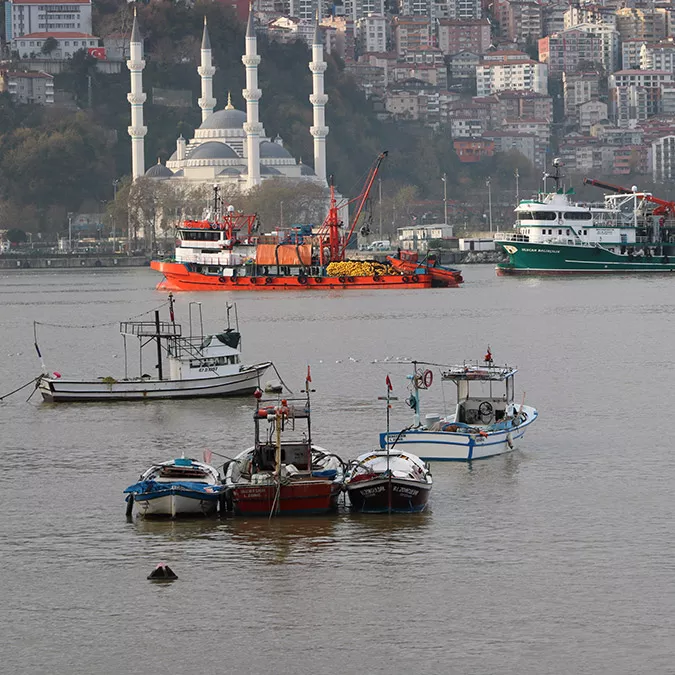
[190, 141, 239, 160]
[145, 162, 174, 178]
[260, 141, 292, 159]
[199, 108, 247, 130]
[218, 167, 243, 175]
[299, 162, 316, 176]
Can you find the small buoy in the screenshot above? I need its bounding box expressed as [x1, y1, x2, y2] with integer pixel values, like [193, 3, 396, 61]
[336, 360, 342, 364]
[148, 562, 178, 581]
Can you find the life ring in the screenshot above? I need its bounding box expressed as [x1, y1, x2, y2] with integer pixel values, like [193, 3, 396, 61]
[411, 274, 419, 283]
[210, 222, 219, 230]
[265, 276, 273, 285]
[315, 276, 324, 283]
[338, 276, 347, 283]
[402, 276, 410, 283]
[298, 275, 308, 285]
[347, 276, 355, 283]
[250, 277, 258, 285]
[218, 276, 227, 284]
[423, 369, 433, 388]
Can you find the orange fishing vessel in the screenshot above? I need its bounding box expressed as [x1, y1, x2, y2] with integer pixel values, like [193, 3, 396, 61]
[151, 152, 462, 291]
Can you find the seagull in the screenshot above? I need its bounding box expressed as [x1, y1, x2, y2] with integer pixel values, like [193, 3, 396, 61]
[371, 359, 379, 363]
[349, 357, 359, 362]
[336, 359, 342, 363]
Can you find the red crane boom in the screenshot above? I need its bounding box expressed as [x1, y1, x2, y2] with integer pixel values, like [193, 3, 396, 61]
[583, 177, 675, 217]
[317, 151, 388, 263]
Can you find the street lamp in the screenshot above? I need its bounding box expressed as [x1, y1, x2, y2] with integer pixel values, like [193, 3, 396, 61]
[441, 172, 448, 228]
[67, 212, 73, 252]
[514, 169, 519, 204]
[280, 200, 284, 228]
[486, 178, 493, 234]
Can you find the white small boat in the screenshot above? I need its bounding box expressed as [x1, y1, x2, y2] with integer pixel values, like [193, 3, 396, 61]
[38, 298, 271, 402]
[124, 457, 226, 518]
[380, 351, 538, 461]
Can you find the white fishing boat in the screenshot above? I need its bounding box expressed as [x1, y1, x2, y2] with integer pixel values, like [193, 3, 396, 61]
[124, 456, 226, 518]
[379, 351, 538, 461]
[38, 298, 271, 402]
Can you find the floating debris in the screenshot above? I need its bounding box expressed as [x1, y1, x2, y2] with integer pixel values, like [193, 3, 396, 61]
[148, 562, 178, 582]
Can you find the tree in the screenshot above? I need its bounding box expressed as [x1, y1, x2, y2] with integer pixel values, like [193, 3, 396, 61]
[6, 228, 27, 243]
[41, 37, 58, 55]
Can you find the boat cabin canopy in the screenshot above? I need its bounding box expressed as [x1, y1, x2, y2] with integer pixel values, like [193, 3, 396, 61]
[442, 365, 517, 424]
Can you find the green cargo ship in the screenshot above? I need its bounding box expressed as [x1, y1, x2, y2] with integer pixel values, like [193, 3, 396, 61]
[495, 161, 675, 276]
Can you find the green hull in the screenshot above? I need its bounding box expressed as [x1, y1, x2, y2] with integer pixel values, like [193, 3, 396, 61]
[495, 241, 675, 275]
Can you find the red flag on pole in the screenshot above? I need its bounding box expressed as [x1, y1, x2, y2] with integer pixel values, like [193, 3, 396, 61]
[306, 365, 312, 383]
[386, 375, 392, 391]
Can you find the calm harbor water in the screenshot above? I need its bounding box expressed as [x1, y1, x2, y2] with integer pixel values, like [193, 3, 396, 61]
[1, 265, 675, 674]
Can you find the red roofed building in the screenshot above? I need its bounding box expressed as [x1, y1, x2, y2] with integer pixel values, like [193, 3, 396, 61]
[453, 138, 495, 162]
[5, 0, 92, 41]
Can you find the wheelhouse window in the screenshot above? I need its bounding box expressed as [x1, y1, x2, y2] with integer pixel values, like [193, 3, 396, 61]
[180, 230, 220, 241]
[533, 211, 557, 221]
[564, 212, 592, 220]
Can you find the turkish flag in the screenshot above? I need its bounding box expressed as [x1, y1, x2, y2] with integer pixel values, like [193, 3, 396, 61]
[88, 47, 106, 60]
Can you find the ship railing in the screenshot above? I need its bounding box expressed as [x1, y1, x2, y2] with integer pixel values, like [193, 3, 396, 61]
[120, 321, 181, 338]
[166, 335, 214, 359]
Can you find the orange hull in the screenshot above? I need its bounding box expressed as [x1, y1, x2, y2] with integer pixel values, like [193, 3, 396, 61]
[387, 257, 463, 286]
[151, 261, 433, 291]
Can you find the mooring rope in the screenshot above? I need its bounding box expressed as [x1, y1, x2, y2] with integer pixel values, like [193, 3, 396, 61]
[34, 301, 169, 329]
[0, 376, 42, 401]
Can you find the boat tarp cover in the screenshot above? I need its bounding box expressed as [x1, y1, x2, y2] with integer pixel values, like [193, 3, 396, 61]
[124, 480, 226, 495]
[255, 243, 312, 266]
[214, 330, 240, 348]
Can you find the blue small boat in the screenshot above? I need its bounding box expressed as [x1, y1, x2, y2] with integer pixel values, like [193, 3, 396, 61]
[124, 457, 225, 518]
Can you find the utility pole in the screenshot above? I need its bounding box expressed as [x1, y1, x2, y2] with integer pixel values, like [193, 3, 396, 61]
[515, 168, 520, 204]
[68, 212, 73, 252]
[486, 178, 493, 234]
[280, 200, 284, 228]
[112, 179, 119, 252]
[442, 172, 448, 228]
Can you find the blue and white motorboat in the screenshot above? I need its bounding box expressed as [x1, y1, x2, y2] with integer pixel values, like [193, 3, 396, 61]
[124, 457, 226, 518]
[379, 352, 538, 461]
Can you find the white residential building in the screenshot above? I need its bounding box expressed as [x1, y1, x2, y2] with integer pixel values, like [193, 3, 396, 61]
[356, 13, 387, 54]
[12, 31, 99, 59]
[4, 0, 92, 40]
[573, 22, 620, 73]
[640, 41, 675, 72]
[476, 60, 548, 96]
[343, 0, 385, 22]
[652, 135, 675, 181]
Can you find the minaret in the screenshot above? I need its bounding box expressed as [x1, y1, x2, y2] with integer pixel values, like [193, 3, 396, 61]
[309, 15, 328, 185]
[242, 4, 262, 189]
[127, 9, 146, 180]
[198, 17, 216, 122]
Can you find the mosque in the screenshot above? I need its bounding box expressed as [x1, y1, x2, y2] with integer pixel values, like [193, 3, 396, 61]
[126, 8, 329, 191]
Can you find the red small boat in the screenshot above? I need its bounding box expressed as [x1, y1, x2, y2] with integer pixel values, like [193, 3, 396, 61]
[222, 375, 344, 516]
[387, 250, 463, 287]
